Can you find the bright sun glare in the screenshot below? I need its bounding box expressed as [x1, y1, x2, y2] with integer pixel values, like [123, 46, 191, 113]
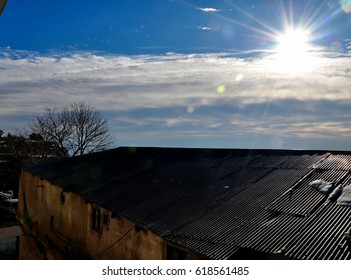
[277, 28, 310, 53]
[270, 28, 317, 73]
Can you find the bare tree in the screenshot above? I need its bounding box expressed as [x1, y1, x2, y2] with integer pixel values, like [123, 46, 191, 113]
[30, 102, 114, 156]
[31, 107, 71, 157]
[68, 102, 113, 156]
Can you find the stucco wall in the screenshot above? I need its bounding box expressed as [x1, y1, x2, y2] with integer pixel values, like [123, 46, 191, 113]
[17, 170, 165, 259]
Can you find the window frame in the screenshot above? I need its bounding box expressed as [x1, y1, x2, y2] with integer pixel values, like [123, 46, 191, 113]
[91, 206, 101, 233]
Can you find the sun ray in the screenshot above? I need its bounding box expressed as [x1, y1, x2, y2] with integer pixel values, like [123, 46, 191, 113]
[289, 0, 294, 28]
[277, 0, 290, 31]
[301, 1, 328, 29]
[196, 1, 328, 74]
[181, 0, 280, 40]
[223, 0, 281, 37]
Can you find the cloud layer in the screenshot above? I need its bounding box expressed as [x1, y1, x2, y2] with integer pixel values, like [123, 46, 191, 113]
[1, 46, 351, 150]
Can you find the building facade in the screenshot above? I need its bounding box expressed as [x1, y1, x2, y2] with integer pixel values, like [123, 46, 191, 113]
[18, 170, 201, 259]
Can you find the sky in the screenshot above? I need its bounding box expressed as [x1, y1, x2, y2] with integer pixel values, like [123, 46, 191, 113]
[1, 0, 351, 150]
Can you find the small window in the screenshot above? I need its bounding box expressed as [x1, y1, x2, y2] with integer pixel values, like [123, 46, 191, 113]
[50, 216, 54, 229]
[60, 192, 65, 205]
[103, 213, 109, 226]
[92, 208, 101, 232]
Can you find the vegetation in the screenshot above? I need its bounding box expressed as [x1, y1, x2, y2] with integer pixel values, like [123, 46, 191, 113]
[30, 101, 113, 156]
[0, 133, 64, 196]
[0, 101, 114, 197]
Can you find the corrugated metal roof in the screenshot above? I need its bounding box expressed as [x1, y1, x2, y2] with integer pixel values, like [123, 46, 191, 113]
[315, 154, 351, 170]
[25, 147, 351, 259]
[267, 169, 349, 216]
[285, 202, 351, 260]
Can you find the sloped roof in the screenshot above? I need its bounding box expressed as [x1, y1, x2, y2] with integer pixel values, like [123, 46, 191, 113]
[26, 147, 351, 259]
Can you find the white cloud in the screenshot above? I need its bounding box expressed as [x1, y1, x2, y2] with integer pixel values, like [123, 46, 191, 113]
[197, 7, 221, 12]
[1, 48, 351, 148]
[198, 26, 212, 31]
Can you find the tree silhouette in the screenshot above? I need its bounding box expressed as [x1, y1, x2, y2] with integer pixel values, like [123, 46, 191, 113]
[30, 102, 114, 156]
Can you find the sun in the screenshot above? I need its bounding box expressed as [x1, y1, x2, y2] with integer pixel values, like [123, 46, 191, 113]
[269, 28, 317, 73]
[277, 28, 310, 54]
[216, 1, 325, 73]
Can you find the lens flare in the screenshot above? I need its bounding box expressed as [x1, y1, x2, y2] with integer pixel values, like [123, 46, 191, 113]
[217, 85, 226, 94]
[187, 106, 195, 114]
[340, 0, 351, 13]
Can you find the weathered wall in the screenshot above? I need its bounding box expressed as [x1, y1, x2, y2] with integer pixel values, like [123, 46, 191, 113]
[17, 170, 166, 259]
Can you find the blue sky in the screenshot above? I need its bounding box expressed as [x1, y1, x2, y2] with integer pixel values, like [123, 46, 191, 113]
[1, 0, 351, 150]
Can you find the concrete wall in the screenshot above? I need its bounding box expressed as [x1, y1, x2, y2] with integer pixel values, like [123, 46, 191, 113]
[17, 170, 167, 259]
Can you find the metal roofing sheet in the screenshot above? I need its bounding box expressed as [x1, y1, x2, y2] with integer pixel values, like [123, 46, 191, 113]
[285, 203, 351, 260]
[238, 211, 305, 255]
[267, 169, 349, 216]
[247, 154, 290, 168]
[167, 168, 311, 259]
[280, 153, 328, 169]
[315, 154, 351, 170]
[25, 147, 351, 260]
